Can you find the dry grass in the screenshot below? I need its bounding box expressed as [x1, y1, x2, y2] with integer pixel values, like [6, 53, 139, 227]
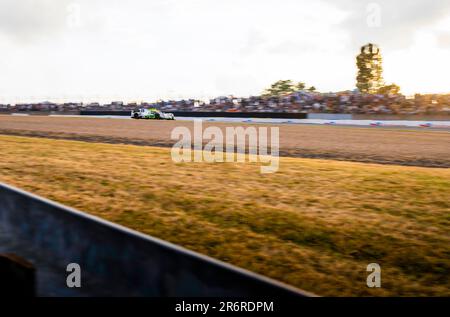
[0, 134, 449, 296]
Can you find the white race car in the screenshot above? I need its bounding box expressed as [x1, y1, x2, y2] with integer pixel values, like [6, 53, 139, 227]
[131, 108, 175, 120]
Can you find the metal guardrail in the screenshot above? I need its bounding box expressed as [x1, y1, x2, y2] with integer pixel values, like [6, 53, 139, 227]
[0, 182, 313, 297]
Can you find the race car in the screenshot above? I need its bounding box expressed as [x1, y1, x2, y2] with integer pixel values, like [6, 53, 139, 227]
[131, 108, 175, 120]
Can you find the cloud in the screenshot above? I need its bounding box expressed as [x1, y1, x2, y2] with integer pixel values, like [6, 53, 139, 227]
[0, 0, 449, 100]
[0, 0, 75, 42]
[438, 32, 450, 48]
[326, 0, 450, 49]
[239, 29, 266, 56]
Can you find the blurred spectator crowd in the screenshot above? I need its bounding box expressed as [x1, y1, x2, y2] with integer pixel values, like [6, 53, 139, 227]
[1, 91, 449, 115]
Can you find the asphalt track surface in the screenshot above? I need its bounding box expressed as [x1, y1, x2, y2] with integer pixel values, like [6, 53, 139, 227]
[48, 114, 450, 129]
[0, 115, 449, 167]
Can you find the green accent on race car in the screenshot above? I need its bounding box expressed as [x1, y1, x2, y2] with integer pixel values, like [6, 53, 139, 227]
[132, 108, 174, 120]
[143, 112, 159, 119]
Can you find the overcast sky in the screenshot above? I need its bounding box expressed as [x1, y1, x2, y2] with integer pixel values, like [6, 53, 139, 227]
[0, 0, 449, 103]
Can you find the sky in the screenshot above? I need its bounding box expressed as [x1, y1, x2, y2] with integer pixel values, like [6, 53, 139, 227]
[0, 0, 449, 103]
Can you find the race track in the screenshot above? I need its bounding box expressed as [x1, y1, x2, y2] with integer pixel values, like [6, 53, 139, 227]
[1, 115, 449, 167]
[44, 114, 450, 129]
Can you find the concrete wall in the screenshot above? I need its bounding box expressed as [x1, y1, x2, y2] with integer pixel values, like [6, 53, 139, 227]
[0, 182, 311, 297]
[307, 113, 353, 120]
[353, 113, 450, 121]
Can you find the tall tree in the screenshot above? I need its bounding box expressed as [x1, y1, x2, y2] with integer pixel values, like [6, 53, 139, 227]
[356, 43, 384, 94]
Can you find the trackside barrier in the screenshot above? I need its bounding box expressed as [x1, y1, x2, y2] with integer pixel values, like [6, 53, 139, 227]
[0, 182, 313, 297]
[80, 110, 308, 119]
[307, 113, 352, 120]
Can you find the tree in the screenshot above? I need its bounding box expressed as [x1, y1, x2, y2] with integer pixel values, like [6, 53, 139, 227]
[263, 80, 311, 96]
[263, 80, 295, 96]
[356, 43, 384, 94]
[377, 84, 401, 95]
[308, 86, 316, 92]
[295, 82, 306, 91]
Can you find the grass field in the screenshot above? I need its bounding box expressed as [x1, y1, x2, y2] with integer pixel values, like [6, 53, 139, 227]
[0, 134, 449, 296]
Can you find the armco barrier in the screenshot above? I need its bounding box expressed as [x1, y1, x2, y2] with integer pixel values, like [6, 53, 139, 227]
[0, 182, 312, 297]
